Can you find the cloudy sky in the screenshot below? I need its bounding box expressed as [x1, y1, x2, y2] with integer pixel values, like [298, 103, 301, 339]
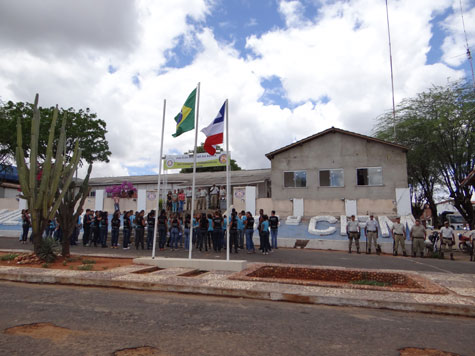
[0, 0, 473, 178]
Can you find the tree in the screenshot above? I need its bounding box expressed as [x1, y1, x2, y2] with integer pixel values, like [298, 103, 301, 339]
[180, 143, 242, 173]
[1, 99, 110, 166]
[374, 81, 475, 228]
[16, 94, 82, 255]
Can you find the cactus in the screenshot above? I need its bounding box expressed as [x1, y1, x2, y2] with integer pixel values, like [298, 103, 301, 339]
[15, 94, 82, 254]
[56, 164, 92, 257]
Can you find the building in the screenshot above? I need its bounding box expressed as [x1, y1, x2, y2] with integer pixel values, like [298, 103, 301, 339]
[265, 127, 409, 216]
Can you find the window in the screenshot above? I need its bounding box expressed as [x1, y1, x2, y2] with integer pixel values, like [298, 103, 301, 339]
[89, 190, 96, 197]
[357, 167, 383, 186]
[284, 171, 307, 188]
[319, 169, 344, 187]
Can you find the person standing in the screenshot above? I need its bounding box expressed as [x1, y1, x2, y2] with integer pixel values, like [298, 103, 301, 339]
[198, 213, 209, 252]
[157, 209, 168, 251]
[91, 210, 101, 247]
[410, 219, 426, 258]
[212, 211, 223, 252]
[113, 196, 120, 212]
[146, 210, 155, 250]
[123, 211, 131, 250]
[269, 210, 279, 250]
[245, 212, 255, 253]
[21, 209, 30, 244]
[110, 211, 121, 248]
[237, 211, 245, 249]
[178, 190, 185, 213]
[391, 216, 407, 256]
[346, 215, 360, 254]
[210, 184, 219, 209]
[207, 213, 214, 251]
[100, 211, 108, 248]
[184, 214, 191, 250]
[135, 210, 146, 250]
[171, 190, 178, 213]
[440, 221, 456, 260]
[364, 214, 379, 255]
[257, 209, 264, 252]
[229, 212, 239, 253]
[83, 209, 92, 247]
[219, 186, 226, 210]
[185, 187, 193, 211]
[261, 214, 271, 254]
[169, 214, 180, 251]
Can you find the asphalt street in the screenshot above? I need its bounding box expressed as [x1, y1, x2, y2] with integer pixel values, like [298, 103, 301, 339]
[1, 281, 473, 356]
[1, 236, 474, 274]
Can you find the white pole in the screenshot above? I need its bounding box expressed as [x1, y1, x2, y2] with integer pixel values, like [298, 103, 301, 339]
[152, 99, 166, 259]
[189, 82, 201, 260]
[385, 0, 397, 138]
[225, 99, 230, 261]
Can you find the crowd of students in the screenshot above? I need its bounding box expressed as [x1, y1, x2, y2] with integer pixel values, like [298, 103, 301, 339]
[79, 207, 280, 254]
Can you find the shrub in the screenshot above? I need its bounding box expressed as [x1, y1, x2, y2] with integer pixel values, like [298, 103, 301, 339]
[41, 263, 50, 268]
[77, 264, 93, 271]
[37, 237, 60, 263]
[81, 259, 96, 265]
[1, 254, 19, 261]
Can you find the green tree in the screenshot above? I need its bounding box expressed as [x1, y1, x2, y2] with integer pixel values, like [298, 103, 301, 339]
[374, 81, 475, 228]
[1, 100, 110, 166]
[180, 143, 242, 173]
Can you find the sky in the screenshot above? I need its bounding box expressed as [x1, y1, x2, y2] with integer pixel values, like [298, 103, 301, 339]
[0, 0, 473, 178]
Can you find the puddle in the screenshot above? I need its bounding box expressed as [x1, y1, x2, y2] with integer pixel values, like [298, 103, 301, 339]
[4, 322, 73, 342]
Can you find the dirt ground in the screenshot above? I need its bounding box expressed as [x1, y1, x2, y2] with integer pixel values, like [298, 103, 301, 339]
[0, 252, 134, 271]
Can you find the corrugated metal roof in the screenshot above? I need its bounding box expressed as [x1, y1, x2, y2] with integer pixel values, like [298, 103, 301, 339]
[88, 169, 271, 187]
[265, 127, 408, 160]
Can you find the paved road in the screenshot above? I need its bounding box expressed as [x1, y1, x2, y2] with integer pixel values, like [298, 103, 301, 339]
[1, 281, 473, 356]
[1, 236, 473, 274]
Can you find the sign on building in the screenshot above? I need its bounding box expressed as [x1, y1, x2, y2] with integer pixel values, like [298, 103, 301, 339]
[163, 153, 229, 170]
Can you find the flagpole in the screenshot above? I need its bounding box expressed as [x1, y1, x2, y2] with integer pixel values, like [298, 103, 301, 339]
[189, 82, 200, 260]
[152, 99, 166, 259]
[225, 99, 230, 261]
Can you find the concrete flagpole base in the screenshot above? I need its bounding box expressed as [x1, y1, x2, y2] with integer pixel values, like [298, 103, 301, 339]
[134, 257, 247, 272]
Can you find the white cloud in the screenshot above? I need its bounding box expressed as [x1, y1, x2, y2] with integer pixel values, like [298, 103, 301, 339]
[0, 0, 471, 178]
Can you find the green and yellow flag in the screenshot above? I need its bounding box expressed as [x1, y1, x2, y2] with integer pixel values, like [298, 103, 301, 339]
[172, 88, 196, 137]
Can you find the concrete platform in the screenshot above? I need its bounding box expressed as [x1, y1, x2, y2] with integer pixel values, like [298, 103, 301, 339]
[134, 257, 247, 272]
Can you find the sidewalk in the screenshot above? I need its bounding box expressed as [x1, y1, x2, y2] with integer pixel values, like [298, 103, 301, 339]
[0, 249, 474, 317]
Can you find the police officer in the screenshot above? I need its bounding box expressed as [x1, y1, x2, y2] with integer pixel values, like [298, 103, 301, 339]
[410, 219, 426, 257]
[391, 216, 407, 256]
[346, 215, 360, 254]
[440, 221, 455, 260]
[210, 184, 219, 209]
[364, 214, 379, 255]
[83, 209, 92, 246]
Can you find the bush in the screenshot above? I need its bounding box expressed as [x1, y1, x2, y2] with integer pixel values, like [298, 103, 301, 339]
[1, 254, 19, 261]
[81, 259, 96, 265]
[37, 237, 60, 263]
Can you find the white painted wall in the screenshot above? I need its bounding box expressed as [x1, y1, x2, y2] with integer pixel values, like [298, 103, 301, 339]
[245, 186, 256, 214]
[345, 199, 357, 216]
[95, 189, 104, 211]
[137, 189, 146, 212]
[396, 188, 411, 216]
[293, 198, 304, 217]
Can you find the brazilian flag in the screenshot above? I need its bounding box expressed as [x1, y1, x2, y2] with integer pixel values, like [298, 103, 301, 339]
[172, 88, 196, 137]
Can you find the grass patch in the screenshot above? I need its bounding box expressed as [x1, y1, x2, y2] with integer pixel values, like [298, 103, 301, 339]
[41, 263, 50, 268]
[77, 264, 93, 271]
[81, 259, 96, 265]
[351, 279, 391, 287]
[66, 257, 80, 263]
[1, 253, 19, 261]
[62, 261, 67, 266]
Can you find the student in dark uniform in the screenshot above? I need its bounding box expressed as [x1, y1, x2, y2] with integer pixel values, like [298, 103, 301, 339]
[157, 210, 168, 251]
[83, 209, 92, 246]
[135, 210, 146, 250]
[198, 213, 209, 252]
[110, 210, 121, 248]
[146, 210, 156, 250]
[100, 211, 108, 248]
[229, 211, 239, 253]
[170, 214, 180, 251]
[123, 210, 131, 250]
[92, 211, 101, 247]
[184, 214, 191, 251]
[261, 214, 271, 255]
[212, 211, 224, 252]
